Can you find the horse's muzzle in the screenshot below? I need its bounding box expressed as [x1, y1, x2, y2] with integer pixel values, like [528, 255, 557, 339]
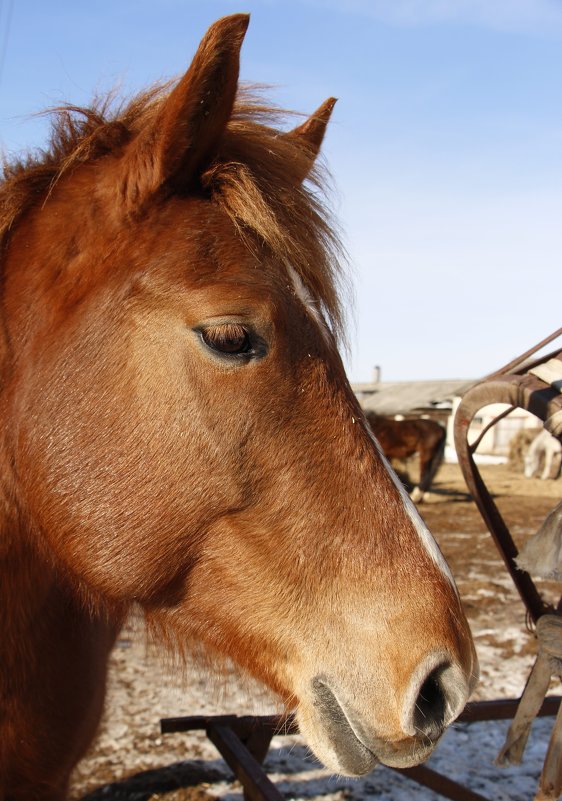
[304, 654, 475, 775]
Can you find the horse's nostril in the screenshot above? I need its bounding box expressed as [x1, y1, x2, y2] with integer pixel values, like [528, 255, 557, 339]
[412, 668, 447, 739]
[402, 654, 471, 740]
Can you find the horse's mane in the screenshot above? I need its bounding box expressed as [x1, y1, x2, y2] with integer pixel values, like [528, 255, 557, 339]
[0, 84, 348, 341]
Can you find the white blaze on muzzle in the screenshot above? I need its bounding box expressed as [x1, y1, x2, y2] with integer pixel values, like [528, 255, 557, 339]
[367, 428, 458, 591]
[285, 261, 455, 590]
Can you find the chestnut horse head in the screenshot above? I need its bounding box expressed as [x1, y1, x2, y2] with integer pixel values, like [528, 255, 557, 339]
[0, 14, 477, 795]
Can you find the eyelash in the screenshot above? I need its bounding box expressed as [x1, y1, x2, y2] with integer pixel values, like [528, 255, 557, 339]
[198, 323, 253, 357]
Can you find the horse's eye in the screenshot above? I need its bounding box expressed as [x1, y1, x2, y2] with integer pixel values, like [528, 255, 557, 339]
[200, 324, 252, 356]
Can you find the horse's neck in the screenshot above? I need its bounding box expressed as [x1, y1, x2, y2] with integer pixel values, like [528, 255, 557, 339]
[0, 459, 52, 568]
[0, 521, 59, 685]
[0, 460, 66, 650]
[0, 514, 123, 681]
[0, 287, 42, 628]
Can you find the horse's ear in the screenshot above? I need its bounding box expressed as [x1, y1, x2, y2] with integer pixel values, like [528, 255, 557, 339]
[285, 97, 337, 183]
[120, 14, 249, 209]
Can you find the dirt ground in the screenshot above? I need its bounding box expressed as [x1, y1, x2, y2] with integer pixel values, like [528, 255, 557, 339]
[68, 462, 562, 801]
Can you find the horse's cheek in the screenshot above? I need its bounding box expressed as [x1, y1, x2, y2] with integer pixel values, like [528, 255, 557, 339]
[12, 357, 241, 598]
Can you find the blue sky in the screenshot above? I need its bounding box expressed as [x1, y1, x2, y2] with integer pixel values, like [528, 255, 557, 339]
[1, 0, 561, 382]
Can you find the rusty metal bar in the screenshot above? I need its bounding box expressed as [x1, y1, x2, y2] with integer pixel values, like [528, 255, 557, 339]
[468, 405, 516, 454]
[459, 697, 561, 723]
[454, 382, 553, 623]
[396, 764, 490, 801]
[161, 713, 296, 737]
[207, 723, 284, 801]
[161, 698, 562, 738]
[160, 699, 562, 801]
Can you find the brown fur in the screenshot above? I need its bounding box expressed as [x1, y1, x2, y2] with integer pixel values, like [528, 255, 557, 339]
[0, 15, 476, 798]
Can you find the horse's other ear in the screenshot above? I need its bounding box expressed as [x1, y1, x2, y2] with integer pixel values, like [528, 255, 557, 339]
[286, 97, 337, 183]
[120, 13, 249, 209]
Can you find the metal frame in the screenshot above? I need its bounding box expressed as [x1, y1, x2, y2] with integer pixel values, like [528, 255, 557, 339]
[160, 699, 561, 801]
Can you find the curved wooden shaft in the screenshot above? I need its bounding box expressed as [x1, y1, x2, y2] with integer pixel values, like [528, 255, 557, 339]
[454, 379, 557, 623]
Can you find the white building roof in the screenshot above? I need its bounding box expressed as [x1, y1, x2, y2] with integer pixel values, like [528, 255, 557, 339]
[353, 378, 476, 416]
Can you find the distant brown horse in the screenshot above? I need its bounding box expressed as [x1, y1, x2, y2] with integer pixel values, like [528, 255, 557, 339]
[366, 412, 447, 503]
[0, 14, 477, 799]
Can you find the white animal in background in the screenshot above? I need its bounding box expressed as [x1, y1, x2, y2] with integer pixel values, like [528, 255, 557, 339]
[517, 500, 562, 580]
[524, 429, 562, 480]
